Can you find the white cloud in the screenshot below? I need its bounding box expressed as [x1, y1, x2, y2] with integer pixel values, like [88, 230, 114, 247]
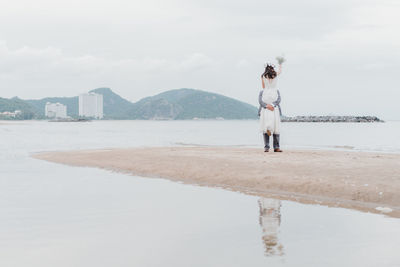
[0, 41, 218, 99]
[0, 0, 399, 119]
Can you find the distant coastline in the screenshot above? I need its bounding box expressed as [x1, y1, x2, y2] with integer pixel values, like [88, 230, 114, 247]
[1, 116, 385, 122]
[0, 88, 385, 122]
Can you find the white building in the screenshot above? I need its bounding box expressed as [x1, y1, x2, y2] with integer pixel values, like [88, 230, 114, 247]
[0, 110, 22, 118]
[45, 102, 67, 118]
[79, 93, 103, 119]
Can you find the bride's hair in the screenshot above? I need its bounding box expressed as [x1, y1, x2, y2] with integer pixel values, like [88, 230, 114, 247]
[261, 64, 277, 79]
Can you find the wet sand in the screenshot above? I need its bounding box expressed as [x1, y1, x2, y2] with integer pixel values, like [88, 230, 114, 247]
[34, 147, 400, 217]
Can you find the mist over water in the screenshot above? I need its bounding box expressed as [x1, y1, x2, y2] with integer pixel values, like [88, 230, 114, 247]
[1, 120, 400, 266]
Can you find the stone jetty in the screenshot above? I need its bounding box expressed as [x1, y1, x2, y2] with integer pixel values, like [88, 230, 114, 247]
[281, 116, 383, 123]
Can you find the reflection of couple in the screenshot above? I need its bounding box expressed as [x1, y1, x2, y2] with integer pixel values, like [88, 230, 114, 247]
[258, 198, 284, 256]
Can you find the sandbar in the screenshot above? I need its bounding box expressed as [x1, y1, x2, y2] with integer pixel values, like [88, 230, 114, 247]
[34, 147, 400, 217]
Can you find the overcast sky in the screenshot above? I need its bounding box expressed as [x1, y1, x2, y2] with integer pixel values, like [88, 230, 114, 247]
[0, 0, 399, 119]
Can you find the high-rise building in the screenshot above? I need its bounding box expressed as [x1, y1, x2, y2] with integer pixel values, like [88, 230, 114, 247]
[45, 102, 67, 118]
[79, 93, 104, 119]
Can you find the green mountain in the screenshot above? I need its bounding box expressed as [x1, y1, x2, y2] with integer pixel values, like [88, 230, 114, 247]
[127, 88, 258, 120]
[4, 87, 257, 120]
[25, 96, 78, 117]
[0, 97, 39, 119]
[83, 87, 258, 120]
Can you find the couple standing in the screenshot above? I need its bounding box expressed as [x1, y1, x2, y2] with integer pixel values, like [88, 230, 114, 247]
[258, 63, 283, 153]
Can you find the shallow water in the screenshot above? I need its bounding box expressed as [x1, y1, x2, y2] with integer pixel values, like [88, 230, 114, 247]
[1, 120, 400, 266]
[1, 120, 400, 154]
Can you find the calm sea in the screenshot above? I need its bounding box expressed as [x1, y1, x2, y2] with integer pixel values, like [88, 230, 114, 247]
[1, 120, 399, 267]
[1, 120, 400, 154]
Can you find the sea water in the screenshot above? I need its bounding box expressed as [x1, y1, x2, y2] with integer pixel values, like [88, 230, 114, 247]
[0, 120, 399, 267]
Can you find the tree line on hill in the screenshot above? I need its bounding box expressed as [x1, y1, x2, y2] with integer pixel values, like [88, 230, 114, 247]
[0, 88, 258, 120]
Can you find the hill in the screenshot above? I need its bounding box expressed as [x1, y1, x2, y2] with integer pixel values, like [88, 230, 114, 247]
[5, 88, 258, 120]
[0, 97, 39, 119]
[127, 88, 258, 120]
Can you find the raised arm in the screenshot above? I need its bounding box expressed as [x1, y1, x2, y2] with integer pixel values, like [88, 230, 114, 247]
[277, 64, 282, 76]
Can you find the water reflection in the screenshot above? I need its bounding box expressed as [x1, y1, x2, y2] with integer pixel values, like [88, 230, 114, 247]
[258, 198, 284, 256]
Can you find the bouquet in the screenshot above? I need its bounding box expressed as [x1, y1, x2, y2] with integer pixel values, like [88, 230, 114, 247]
[276, 56, 285, 65]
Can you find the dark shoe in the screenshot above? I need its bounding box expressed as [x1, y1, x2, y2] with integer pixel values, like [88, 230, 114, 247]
[274, 148, 283, 152]
[264, 148, 269, 152]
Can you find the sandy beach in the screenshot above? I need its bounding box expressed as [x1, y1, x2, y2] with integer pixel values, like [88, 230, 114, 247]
[34, 147, 400, 217]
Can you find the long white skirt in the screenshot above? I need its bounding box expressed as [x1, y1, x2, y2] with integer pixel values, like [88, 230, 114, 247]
[259, 107, 281, 134]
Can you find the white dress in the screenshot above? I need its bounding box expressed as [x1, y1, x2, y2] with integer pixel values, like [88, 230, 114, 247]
[259, 77, 281, 134]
